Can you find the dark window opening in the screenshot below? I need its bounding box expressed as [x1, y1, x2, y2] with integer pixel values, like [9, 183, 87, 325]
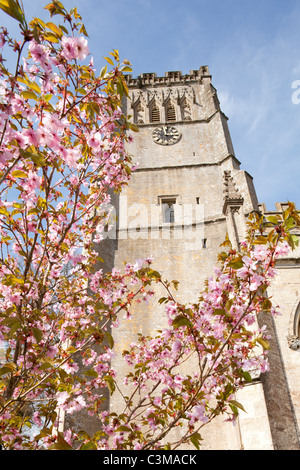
[162, 199, 176, 223]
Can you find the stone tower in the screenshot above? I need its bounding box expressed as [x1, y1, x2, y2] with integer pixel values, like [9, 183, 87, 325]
[100, 67, 300, 449]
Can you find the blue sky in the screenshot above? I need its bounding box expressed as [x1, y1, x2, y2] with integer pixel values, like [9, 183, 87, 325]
[1, 0, 300, 209]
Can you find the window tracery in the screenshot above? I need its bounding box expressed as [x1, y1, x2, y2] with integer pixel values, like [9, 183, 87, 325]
[181, 99, 192, 121]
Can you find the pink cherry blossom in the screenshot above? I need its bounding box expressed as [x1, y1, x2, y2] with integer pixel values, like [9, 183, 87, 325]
[23, 128, 40, 147]
[61, 36, 89, 61]
[28, 40, 49, 65]
[74, 36, 89, 61]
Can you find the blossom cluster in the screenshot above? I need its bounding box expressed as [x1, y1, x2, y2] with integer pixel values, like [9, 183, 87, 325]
[0, 3, 139, 450]
[102, 237, 286, 449]
[0, 2, 298, 452]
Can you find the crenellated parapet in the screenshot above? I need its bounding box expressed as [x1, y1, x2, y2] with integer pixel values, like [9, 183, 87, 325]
[124, 67, 219, 125]
[124, 66, 211, 88]
[258, 202, 298, 215]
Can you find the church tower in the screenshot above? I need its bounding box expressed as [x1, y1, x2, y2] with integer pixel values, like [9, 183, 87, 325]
[118, 67, 258, 300]
[99, 67, 300, 449]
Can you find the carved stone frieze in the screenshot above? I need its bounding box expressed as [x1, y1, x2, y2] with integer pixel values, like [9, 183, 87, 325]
[130, 87, 195, 110]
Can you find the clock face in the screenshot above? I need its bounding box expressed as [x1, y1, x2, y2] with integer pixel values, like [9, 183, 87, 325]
[152, 126, 181, 145]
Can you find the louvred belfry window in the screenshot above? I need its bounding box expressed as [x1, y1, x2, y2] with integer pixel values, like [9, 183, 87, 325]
[151, 104, 160, 122]
[166, 103, 176, 121]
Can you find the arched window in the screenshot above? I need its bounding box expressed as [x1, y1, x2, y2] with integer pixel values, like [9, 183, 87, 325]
[164, 203, 175, 223]
[162, 198, 176, 223]
[150, 103, 160, 123]
[166, 103, 176, 121]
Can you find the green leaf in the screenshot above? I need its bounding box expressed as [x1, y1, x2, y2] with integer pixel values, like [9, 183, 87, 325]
[59, 24, 68, 35]
[104, 56, 114, 66]
[44, 31, 59, 43]
[225, 298, 233, 312]
[227, 257, 243, 269]
[94, 301, 109, 311]
[120, 65, 133, 73]
[0, 206, 9, 216]
[30, 153, 46, 167]
[3, 275, 24, 286]
[31, 327, 43, 343]
[43, 94, 53, 102]
[59, 242, 69, 253]
[40, 361, 54, 370]
[46, 21, 62, 36]
[257, 337, 270, 350]
[291, 234, 299, 246]
[2, 317, 21, 338]
[79, 23, 88, 37]
[190, 432, 202, 450]
[129, 123, 139, 132]
[49, 432, 72, 450]
[35, 427, 52, 440]
[267, 215, 280, 225]
[116, 425, 131, 432]
[285, 216, 295, 229]
[80, 441, 97, 450]
[2, 316, 20, 326]
[228, 399, 246, 413]
[33, 17, 46, 29]
[0, 362, 16, 376]
[27, 80, 41, 94]
[0, 0, 25, 25]
[212, 308, 226, 316]
[44, 1, 65, 18]
[99, 65, 107, 78]
[261, 297, 272, 311]
[8, 320, 21, 338]
[52, 1, 65, 9]
[147, 269, 161, 279]
[105, 331, 114, 349]
[21, 90, 38, 100]
[287, 234, 299, 250]
[11, 170, 28, 178]
[103, 375, 115, 394]
[253, 235, 268, 245]
[84, 370, 98, 377]
[242, 370, 252, 383]
[75, 87, 86, 95]
[172, 314, 192, 329]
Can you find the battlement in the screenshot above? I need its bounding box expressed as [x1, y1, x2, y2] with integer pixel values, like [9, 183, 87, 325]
[124, 66, 211, 88]
[258, 202, 298, 214]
